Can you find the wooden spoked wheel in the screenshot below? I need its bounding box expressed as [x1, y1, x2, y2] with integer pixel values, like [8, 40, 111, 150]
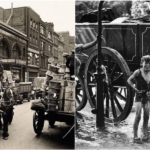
[84, 47, 133, 123]
[75, 74, 87, 111]
[33, 111, 44, 134]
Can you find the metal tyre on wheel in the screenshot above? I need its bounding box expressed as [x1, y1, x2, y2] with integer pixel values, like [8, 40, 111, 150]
[33, 111, 44, 134]
[76, 74, 87, 111]
[84, 47, 133, 123]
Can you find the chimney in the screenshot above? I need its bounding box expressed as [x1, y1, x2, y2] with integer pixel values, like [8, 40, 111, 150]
[6, 3, 13, 24]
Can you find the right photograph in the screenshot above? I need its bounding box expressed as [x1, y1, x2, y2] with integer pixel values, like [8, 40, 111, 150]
[75, 0, 150, 149]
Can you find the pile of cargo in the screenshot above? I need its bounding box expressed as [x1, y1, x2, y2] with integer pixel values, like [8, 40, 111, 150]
[45, 63, 75, 113]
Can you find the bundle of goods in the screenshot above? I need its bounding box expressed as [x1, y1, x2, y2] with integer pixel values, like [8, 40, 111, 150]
[63, 80, 75, 113]
[31, 100, 46, 111]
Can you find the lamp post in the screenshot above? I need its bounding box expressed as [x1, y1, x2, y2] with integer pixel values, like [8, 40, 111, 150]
[94, 0, 105, 129]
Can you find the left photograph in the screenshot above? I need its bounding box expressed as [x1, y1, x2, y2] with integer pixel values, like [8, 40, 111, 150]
[0, 1, 75, 149]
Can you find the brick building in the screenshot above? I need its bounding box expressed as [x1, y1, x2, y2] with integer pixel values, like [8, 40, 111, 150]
[58, 31, 75, 64]
[0, 6, 66, 81]
[0, 20, 28, 81]
[0, 6, 74, 81]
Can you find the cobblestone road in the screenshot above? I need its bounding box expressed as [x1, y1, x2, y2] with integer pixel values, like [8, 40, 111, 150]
[76, 102, 150, 149]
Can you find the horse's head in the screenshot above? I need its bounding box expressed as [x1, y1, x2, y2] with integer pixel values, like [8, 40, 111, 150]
[3, 87, 12, 102]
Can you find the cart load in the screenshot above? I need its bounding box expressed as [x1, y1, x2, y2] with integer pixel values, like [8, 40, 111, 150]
[31, 63, 75, 113]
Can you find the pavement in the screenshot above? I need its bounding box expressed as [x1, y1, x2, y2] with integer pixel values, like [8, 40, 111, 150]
[76, 101, 150, 149]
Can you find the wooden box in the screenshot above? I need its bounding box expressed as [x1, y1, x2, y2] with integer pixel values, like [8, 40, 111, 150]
[65, 87, 75, 93]
[48, 104, 59, 111]
[53, 74, 64, 80]
[49, 99, 59, 105]
[64, 99, 75, 113]
[65, 91, 75, 101]
[49, 88, 60, 95]
[49, 81, 61, 88]
[67, 80, 75, 87]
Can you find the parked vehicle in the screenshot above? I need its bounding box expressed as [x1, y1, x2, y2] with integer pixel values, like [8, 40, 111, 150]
[75, 2, 150, 123]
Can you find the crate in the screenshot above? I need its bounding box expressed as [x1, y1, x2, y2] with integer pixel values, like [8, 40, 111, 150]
[67, 80, 75, 87]
[64, 99, 75, 113]
[49, 99, 59, 105]
[58, 68, 65, 73]
[65, 91, 75, 100]
[47, 104, 59, 111]
[53, 74, 64, 80]
[49, 88, 60, 95]
[65, 87, 75, 92]
[49, 81, 61, 88]
[49, 93, 59, 99]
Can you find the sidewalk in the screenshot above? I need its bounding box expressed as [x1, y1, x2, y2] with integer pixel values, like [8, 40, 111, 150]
[75, 102, 150, 149]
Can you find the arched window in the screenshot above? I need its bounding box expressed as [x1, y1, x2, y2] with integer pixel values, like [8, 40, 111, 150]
[12, 44, 20, 59]
[0, 40, 9, 58]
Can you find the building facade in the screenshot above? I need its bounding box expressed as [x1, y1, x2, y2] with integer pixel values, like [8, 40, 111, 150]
[59, 31, 75, 64]
[0, 6, 74, 81]
[0, 20, 28, 82]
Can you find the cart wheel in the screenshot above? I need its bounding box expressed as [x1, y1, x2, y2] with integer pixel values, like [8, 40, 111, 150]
[27, 93, 31, 102]
[75, 74, 87, 111]
[33, 111, 44, 135]
[49, 120, 55, 128]
[84, 48, 133, 123]
[19, 95, 23, 104]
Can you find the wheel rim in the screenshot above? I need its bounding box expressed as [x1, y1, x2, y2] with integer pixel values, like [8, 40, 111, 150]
[75, 75, 87, 111]
[33, 111, 44, 134]
[84, 48, 133, 123]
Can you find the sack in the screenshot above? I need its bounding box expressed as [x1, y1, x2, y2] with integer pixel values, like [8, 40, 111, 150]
[31, 101, 45, 111]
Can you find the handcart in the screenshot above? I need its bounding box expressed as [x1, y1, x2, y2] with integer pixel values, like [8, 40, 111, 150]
[32, 64, 75, 137]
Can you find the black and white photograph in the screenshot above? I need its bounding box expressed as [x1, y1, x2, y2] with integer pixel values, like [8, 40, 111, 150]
[0, 0, 75, 149]
[75, 0, 150, 149]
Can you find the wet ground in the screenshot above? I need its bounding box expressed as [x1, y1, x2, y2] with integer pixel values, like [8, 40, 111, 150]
[76, 102, 150, 149]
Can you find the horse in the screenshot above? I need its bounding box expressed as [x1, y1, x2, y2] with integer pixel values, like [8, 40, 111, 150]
[0, 87, 14, 140]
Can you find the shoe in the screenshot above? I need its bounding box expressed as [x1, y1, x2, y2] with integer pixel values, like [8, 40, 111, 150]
[142, 135, 149, 142]
[133, 138, 142, 144]
[91, 108, 97, 114]
[3, 136, 8, 140]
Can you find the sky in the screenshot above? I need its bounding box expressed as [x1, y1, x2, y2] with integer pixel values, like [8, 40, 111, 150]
[0, 0, 75, 36]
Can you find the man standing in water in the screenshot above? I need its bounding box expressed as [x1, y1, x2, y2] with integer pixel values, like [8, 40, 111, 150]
[127, 55, 150, 144]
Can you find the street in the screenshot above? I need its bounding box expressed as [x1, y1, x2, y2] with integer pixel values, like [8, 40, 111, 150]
[0, 99, 74, 149]
[76, 101, 150, 149]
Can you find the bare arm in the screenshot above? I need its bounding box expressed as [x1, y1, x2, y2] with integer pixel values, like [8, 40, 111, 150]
[127, 70, 139, 92]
